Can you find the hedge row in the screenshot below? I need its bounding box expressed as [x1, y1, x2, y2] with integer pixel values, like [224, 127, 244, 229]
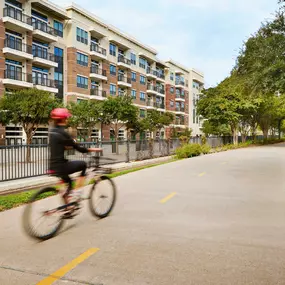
[175, 138, 285, 159]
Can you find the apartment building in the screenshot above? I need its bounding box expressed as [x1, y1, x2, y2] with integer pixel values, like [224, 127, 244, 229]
[0, 0, 68, 144]
[190, 69, 205, 136]
[0, 0, 204, 145]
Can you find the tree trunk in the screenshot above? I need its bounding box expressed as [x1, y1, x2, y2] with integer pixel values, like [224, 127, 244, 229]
[115, 123, 119, 155]
[262, 128, 269, 141]
[241, 133, 247, 143]
[278, 119, 282, 139]
[231, 125, 238, 145]
[87, 127, 92, 142]
[26, 133, 32, 163]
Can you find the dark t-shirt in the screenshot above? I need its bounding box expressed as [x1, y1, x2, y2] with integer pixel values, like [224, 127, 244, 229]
[49, 126, 88, 170]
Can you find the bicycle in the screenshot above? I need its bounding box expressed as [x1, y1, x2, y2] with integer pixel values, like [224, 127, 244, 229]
[22, 154, 117, 241]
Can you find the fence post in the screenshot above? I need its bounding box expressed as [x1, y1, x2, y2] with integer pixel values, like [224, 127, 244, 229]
[126, 139, 130, 163]
[167, 138, 170, 156]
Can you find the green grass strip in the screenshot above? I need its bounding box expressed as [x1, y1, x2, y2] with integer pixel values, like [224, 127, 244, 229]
[0, 158, 177, 212]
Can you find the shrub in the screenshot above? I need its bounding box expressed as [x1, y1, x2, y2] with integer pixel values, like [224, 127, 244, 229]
[175, 143, 202, 159]
[201, 144, 211, 154]
[201, 135, 207, 145]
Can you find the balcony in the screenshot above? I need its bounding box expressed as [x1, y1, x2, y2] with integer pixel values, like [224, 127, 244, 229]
[117, 55, 131, 69]
[146, 101, 155, 110]
[90, 66, 107, 81]
[157, 87, 165, 96]
[146, 84, 158, 95]
[3, 39, 33, 61]
[146, 67, 157, 79]
[90, 89, 107, 100]
[3, 70, 33, 88]
[156, 72, 165, 82]
[175, 107, 185, 115]
[175, 119, 185, 126]
[32, 77, 58, 93]
[3, 7, 33, 32]
[154, 102, 165, 110]
[175, 93, 185, 102]
[32, 49, 58, 68]
[117, 74, 131, 88]
[32, 21, 58, 43]
[175, 80, 185, 89]
[90, 44, 107, 60]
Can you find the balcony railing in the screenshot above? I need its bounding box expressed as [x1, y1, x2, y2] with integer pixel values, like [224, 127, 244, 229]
[4, 39, 32, 54]
[118, 74, 131, 84]
[176, 107, 185, 112]
[90, 89, 107, 97]
[147, 101, 154, 107]
[154, 102, 165, 109]
[33, 48, 56, 62]
[4, 70, 32, 82]
[175, 80, 185, 86]
[90, 66, 107, 76]
[147, 84, 158, 92]
[176, 93, 185, 99]
[33, 77, 56, 88]
[157, 73, 165, 80]
[90, 43, 107, 56]
[3, 7, 32, 26]
[32, 20, 57, 36]
[175, 119, 185, 125]
[118, 55, 131, 65]
[157, 87, 165, 94]
[146, 67, 157, 77]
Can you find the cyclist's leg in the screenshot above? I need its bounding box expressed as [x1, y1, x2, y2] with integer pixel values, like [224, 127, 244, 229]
[63, 160, 87, 192]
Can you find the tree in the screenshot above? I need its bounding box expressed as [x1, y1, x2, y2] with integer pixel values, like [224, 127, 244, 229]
[142, 110, 174, 137]
[201, 120, 231, 137]
[0, 88, 61, 161]
[101, 95, 139, 153]
[67, 100, 102, 142]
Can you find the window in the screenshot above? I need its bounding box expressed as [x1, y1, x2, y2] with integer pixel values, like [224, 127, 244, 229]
[170, 72, 174, 81]
[193, 109, 196, 123]
[32, 66, 49, 86]
[140, 75, 146, 85]
[131, 72, 136, 82]
[54, 46, 63, 58]
[170, 87, 174, 94]
[131, 53, 136, 65]
[170, 100, 174, 108]
[140, 92, 145, 101]
[76, 27, 88, 45]
[5, 58, 22, 80]
[139, 57, 146, 69]
[54, 20, 63, 37]
[54, 72, 63, 83]
[131, 89, 136, 99]
[109, 43, 116, 56]
[110, 64, 116, 75]
[77, 75, 88, 89]
[140, 109, 146, 118]
[5, 29, 22, 51]
[77, 52, 88, 66]
[110, 84, 116, 95]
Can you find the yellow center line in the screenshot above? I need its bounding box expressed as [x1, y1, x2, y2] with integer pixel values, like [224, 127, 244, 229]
[36, 248, 100, 285]
[199, 172, 206, 177]
[160, 192, 177, 204]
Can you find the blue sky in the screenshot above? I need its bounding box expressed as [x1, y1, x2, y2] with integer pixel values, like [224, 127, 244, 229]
[52, 0, 277, 87]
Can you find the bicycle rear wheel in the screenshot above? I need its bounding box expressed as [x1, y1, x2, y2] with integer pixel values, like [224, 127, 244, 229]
[22, 187, 65, 241]
[89, 176, 116, 218]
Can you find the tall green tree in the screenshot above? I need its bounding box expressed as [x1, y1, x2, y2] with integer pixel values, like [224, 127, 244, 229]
[67, 100, 102, 142]
[101, 95, 139, 152]
[0, 88, 61, 161]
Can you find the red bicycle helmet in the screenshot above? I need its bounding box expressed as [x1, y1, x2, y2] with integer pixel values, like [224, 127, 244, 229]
[50, 108, 72, 119]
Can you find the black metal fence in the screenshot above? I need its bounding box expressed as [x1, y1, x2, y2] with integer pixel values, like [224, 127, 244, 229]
[0, 139, 181, 182]
[0, 136, 276, 182]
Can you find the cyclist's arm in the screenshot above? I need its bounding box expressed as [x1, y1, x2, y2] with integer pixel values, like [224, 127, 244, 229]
[61, 131, 102, 153]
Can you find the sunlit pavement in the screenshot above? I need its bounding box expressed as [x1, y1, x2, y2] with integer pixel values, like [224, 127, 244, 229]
[1, 143, 285, 285]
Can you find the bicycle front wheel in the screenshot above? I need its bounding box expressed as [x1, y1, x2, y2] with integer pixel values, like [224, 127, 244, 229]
[22, 187, 65, 241]
[89, 176, 116, 218]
